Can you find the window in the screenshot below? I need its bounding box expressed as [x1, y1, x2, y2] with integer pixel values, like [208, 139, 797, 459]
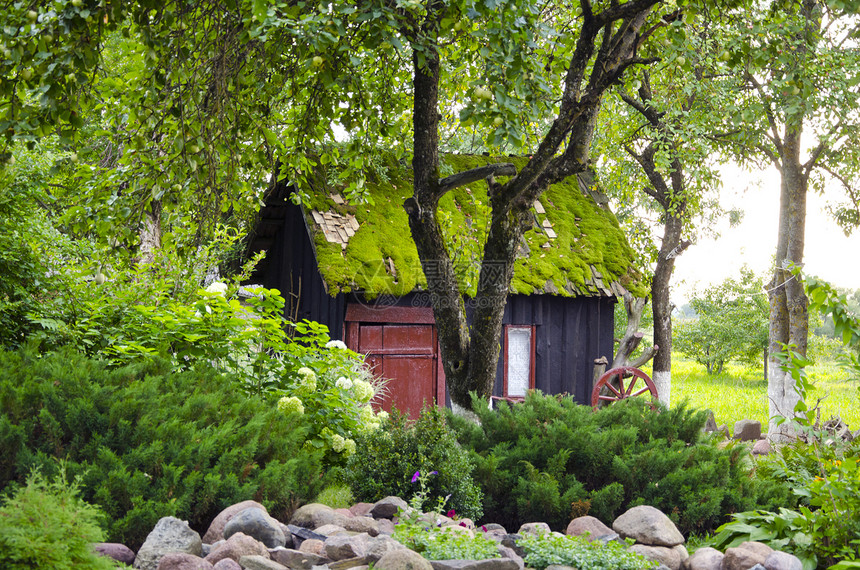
[504, 325, 535, 398]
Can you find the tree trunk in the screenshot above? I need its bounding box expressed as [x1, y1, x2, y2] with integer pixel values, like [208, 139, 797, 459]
[138, 199, 162, 266]
[768, 124, 809, 441]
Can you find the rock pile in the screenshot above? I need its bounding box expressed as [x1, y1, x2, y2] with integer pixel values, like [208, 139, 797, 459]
[91, 499, 803, 570]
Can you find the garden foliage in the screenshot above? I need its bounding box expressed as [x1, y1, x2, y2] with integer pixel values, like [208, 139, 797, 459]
[344, 406, 483, 521]
[0, 349, 326, 551]
[518, 532, 657, 570]
[448, 393, 792, 535]
[0, 468, 120, 570]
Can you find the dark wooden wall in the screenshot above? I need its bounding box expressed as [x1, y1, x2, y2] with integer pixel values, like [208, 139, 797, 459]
[257, 202, 346, 340]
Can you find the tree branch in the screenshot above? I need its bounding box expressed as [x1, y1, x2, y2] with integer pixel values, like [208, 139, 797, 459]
[437, 163, 517, 196]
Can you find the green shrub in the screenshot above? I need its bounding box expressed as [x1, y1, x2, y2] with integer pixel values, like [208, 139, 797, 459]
[314, 484, 355, 509]
[0, 348, 326, 551]
[344, 406, 483, 521]
[519, 532, 657, 570]
[0, 468, 121, 570]
[448, 393, 793, 534]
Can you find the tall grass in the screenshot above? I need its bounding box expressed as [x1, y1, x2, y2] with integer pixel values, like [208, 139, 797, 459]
[660, 356, 860, 431]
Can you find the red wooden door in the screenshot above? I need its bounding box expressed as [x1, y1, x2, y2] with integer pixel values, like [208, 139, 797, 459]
[344, 306, 444, 418]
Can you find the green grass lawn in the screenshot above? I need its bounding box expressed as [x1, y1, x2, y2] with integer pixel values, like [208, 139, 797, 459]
[657, 356, 860, 431]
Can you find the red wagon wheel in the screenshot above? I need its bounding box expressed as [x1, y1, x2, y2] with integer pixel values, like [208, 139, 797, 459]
[591, 366, 659, 410]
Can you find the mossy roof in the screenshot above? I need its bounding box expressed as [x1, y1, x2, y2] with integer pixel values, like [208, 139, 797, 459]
[300, 154, 646, 299]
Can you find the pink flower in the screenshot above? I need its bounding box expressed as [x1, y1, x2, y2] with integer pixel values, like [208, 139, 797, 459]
[447, 509, 456, 518]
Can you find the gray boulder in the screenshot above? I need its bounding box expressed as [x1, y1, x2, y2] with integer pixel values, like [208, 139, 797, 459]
[366, 535, 407, 562]
[291, 503, 349, 529]
[212, 560, 242, 570]
[325, 533, 370, 560]
[612, 506, 684, 547]
[517, 522, 550, 536]
[204, 532, 270, 565]
[343, 516, 380, 536]
[94, 543, 136, 565]
[370, 497, 410, 520]
[135, 517, 203, 570]
[350, 503, 375, 517]
[630, 544, 682, 570]
[752, 440, 772, 456]
[203, 501, 268, 544]
[224, 507, 287, 548]
[683, 547, 723, 570]
[298, 538, 327, 557]
[238, 554, 289, 570]
[739, 541, 775, 559]
[375, 549, 434, 570]
[497, 545, 525, 570]
[723, 546, 767, 570]
[565, 516, 613, 540]
[429, 559, 520, 570]
[734, 419, 762, 441]
[269, 547, 330, 570]
[314, 523, 348, 537]
[764, 550, 804, 570]
[156, 553, 213, 570]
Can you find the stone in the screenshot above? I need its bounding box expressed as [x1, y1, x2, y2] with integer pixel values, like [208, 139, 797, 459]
[545, 566, 576, 570]
[630, 544, 682, 570]
[335, 508, 355, 518]
[288, 525, 329, 543]
[483, 524, 507, 533]
[204, 532, 270, 565]
[156, 553, 214, 570]
[299, 539, 327, 557]
[370, 496, 410, 520]
[325, 533, 370, 560]
[212, 561, 242, 570]
[350, 503, 375, 517]
[315, 524, 349, 536]
[764, 550, 804, 570]
[366, 535, 407, 562]
[377, 519, 396, 535]
[343, 516, 380, 536]
[291, 503, 349, 529]
[497, 545, 525, 570]
[716, 425, 731, 439]
[682, 546, 723, 570]
[674, 545, 689, 563]
[723, 546, 767, 570]
[612, 505, 684, 547]
[500, 535, 525, 557]
[752, 440, 772, 456]
[203, 501, 268, 544]
[565, 516, 614, 540]
[375, 549, 434, 570]
[135, 517, 204, 570]
[738, 542, 774, 559]
[428, 559, 520, 570]
[269, 547, 330, 570]
[734, 419, 762, 441]
[224, 507, 287, 548]
[238, 554, 289, 570]
[517, 522, 551, 536]
[330, 556, 373, 570]
[94, 543, 136, 565]
[703, 411, 718, 433]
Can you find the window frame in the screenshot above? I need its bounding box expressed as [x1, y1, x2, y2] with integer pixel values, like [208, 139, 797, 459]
[503, 324, 536, 399]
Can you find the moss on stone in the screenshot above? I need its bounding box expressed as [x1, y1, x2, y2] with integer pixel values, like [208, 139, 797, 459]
[300, 154, 646, 299]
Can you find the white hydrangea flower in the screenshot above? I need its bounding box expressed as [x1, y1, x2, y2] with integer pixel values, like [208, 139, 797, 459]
[336, 376, 353, 391]
[330, 433, 346, 452]
[352, 379, 374, 403]
[297, 367, 316, 379]
[205, 281, 228, 295]
[377, 410, 390, 422]
[359, 406, 375, 423]
[325, 340, 348, 350]
[277, 396, 304, 415]
[343, 438, 356, 456]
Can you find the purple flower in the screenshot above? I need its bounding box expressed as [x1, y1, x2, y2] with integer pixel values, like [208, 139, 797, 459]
[459, 522, 467, 528]
[481, 525, 487, 532]
[430, 471, 438, 476]
[411, 471, 420, 483]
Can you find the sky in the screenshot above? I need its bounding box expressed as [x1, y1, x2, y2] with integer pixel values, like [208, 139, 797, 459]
[670, 166, 860, 305]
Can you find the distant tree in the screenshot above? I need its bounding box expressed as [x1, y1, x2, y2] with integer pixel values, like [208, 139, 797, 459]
[674, 268, 769, 375]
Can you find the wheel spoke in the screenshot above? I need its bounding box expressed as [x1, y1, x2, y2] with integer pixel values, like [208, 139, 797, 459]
[605, 380, 623, 398]
[625, 376, 639, 396]
[630, 386, 651, 398]
[598, 395, 620, 402]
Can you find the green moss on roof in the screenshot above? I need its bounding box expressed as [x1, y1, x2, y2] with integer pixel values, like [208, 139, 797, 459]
[300, 154, 646, 299]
